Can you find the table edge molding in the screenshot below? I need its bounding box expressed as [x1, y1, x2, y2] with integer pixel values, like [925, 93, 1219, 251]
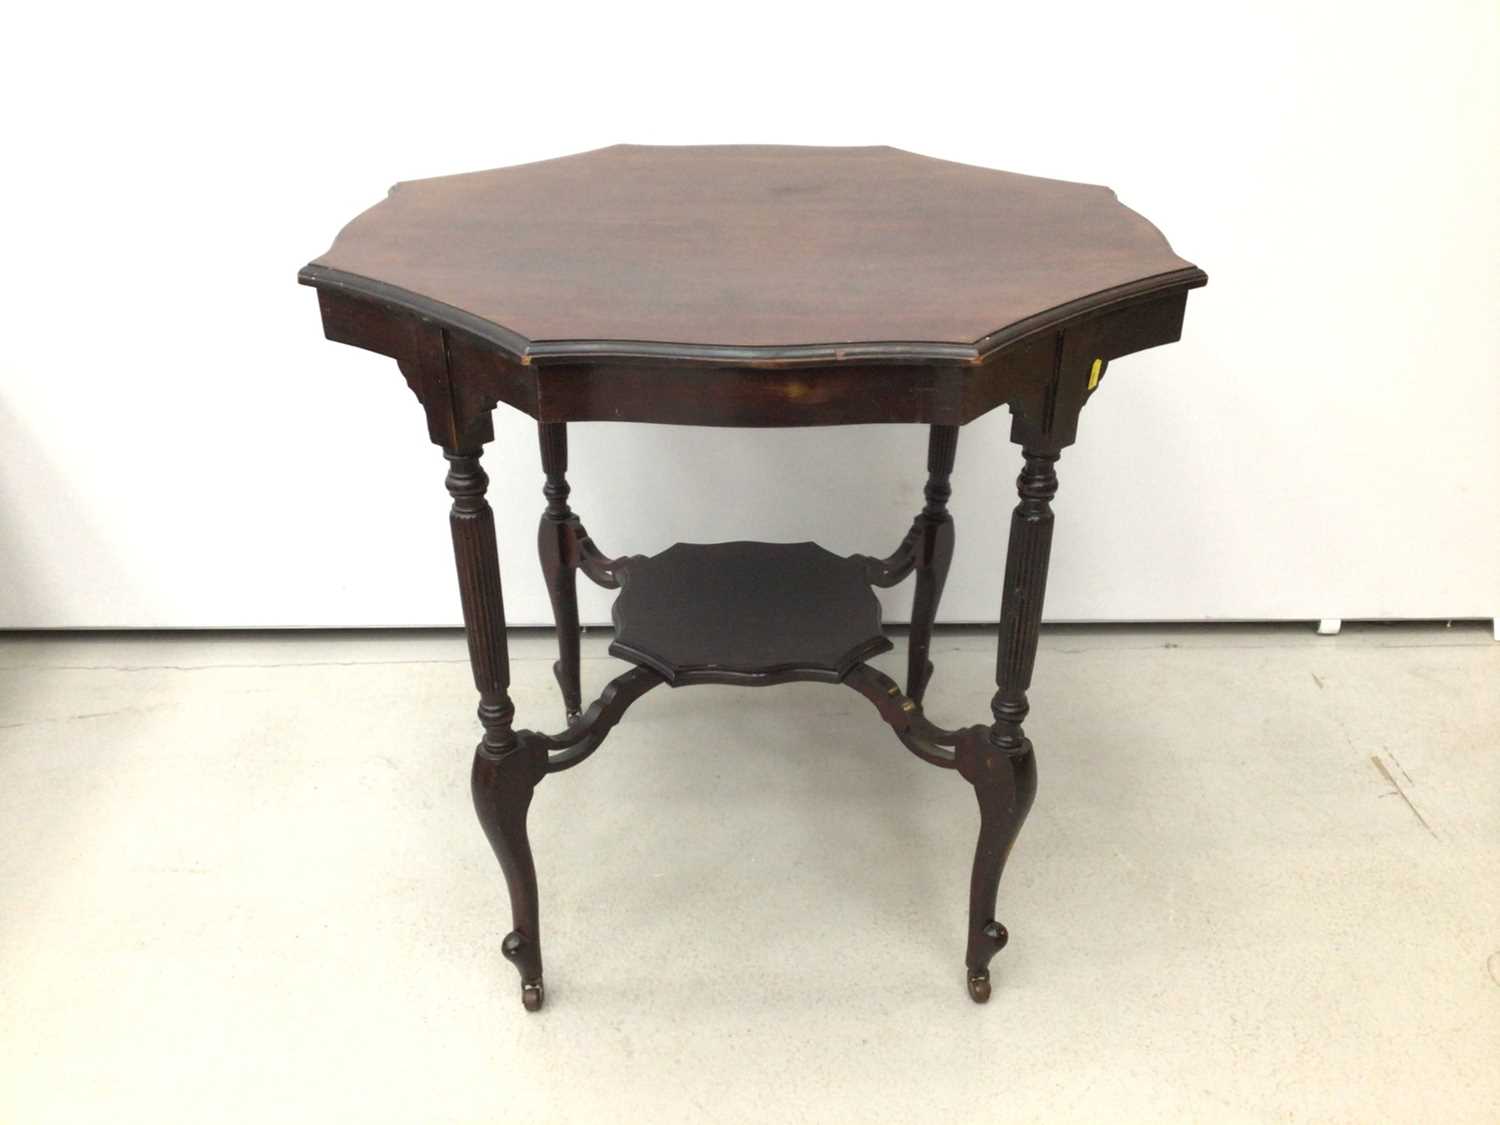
[297, 263, 1207, 369]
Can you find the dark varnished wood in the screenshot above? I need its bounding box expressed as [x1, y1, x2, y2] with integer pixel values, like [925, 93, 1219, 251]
[444, 452, 515, 752]
[907, 425, 958, 703]
[853, 426, 959, 702]
[610, 541, 892, 686]
[301, 146, 1204, 433]
[961, 448, 1061, 1000]
[471, 740, 545, 1011]
[309, 275, 1192, 431]
[531, 666, 662, 774]
[303, 145, 1201, 362]
[447, 449, 541, 1009]
[842, 663, 970, 770]
[958, 734, 1037, 1003]
[537, 422, 583, 723]
[301, 147, 1205, 1011]
[474, 664, 664, 1015]
[842, 635, 1036, 1004]
[991, 452, 1060, 749]
[842, 654, 1039, 1002]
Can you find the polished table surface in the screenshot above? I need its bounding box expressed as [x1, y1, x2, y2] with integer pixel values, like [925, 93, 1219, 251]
[303, 144, 1202, 363]
[299, 145, 1206, 1012]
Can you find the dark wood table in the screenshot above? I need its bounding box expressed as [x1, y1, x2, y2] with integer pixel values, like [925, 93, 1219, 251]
[299, 145, 1206, 1012]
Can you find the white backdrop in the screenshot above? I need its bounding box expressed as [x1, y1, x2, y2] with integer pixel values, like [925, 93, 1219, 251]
[3, 1, 1497, 629]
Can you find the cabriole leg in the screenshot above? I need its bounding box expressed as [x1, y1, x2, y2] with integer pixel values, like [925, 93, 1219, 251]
[472, 742, 546, 1011]
[962, 448, 1057, 1002]
[446, 448, 546, 1012]
[537, 423, 583, 723]
[907, 424, 957, 702]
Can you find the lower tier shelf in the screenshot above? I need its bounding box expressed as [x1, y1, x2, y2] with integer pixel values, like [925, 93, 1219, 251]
[608, 540, 892, 686]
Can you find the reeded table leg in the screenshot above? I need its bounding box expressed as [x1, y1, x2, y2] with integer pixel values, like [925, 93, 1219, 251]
[537, 422, 583, 723]
[907, 424, 957, 703]
[446, 448, 546, 1012]
[961, 448, 1057, 1002]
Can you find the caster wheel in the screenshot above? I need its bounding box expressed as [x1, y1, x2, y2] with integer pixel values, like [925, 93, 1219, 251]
[967, 971, 992, 1004]
[521, 980, 545, 1012]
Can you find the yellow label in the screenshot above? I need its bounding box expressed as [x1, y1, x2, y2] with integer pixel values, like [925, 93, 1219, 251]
[1088, 358, 1103, 390]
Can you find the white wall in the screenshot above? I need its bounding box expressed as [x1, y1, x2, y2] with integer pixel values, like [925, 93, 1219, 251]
[3, 1, 1497, 629]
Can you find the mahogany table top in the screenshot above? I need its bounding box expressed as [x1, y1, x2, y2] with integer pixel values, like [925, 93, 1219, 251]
[300, 145, 1204, 368]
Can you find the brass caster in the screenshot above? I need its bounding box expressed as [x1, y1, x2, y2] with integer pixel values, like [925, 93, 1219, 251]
[521, 980, 545, 1012]
[967, 971, 992, 1004]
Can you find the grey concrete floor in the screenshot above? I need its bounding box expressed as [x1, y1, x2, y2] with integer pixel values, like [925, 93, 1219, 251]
[1, 623, 1497, 1122]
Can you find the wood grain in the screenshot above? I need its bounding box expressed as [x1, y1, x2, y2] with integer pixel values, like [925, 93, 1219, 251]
[302, 145, 1204, 366]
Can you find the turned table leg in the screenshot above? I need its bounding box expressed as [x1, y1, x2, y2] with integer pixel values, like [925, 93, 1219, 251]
[446, 448, 547, 1012]
[906, 424, 957, 703]
[959, 447, 1056, 1002]
[537, 422, 584, 723]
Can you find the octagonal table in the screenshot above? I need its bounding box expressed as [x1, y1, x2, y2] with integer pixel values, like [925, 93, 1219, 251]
[298, 145, 1207, 1012]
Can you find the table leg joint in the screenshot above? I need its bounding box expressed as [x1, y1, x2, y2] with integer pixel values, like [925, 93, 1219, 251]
[853, 525, 921, 588]
[532, 665, 664, 773]
[843, 663, 967, 769]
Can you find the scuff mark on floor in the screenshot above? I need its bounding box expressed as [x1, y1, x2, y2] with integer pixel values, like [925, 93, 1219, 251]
[1370, 754, 1437, 839]
[1310, 672, 1325, 689]
[1386, 749, 1415, 786]
[0, 708, 144, 730]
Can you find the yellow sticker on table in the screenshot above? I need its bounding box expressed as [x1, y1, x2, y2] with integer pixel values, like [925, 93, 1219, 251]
[1088, 358, 1103, 390]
